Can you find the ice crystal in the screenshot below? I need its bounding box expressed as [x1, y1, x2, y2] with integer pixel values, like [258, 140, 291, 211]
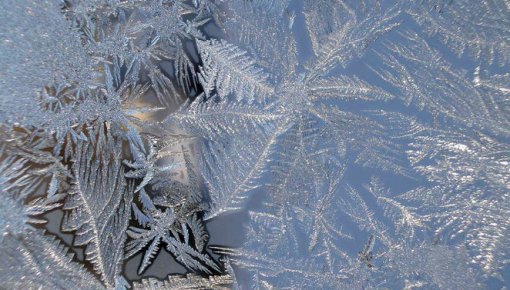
[0, 0, 509, 289]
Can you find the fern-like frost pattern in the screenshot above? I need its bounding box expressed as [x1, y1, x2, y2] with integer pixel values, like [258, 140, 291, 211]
[0, 0, 509, 289]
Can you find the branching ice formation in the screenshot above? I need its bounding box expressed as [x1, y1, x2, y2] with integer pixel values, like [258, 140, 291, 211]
[0, 0, 509, 289]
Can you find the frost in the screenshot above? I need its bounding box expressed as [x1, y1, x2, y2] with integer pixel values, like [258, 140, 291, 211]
[126, 188, 220, 275]
[0, 0, 96, 126]
[0, 229, 104, 289]
[132, 273, 233, 290]
[61, 124, 133, 288]
[197, 39, 275, 103]
[407, 0, 510, 65]
[1, 0, 509, 289]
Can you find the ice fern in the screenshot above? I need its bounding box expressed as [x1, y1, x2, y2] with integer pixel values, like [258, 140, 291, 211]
[407, 0, 510, 66]
[1, 0, 510, 289]
[197, 39, 275, 104]
[176, 0, 509, 288]
[61, 123, 133, 288]
[0, 0, 231, 288]
[0, 229, 105, 289]
[126, 187, 220, 275]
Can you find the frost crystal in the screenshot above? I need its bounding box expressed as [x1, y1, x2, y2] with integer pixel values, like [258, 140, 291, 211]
[0, 0, 509, 289]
